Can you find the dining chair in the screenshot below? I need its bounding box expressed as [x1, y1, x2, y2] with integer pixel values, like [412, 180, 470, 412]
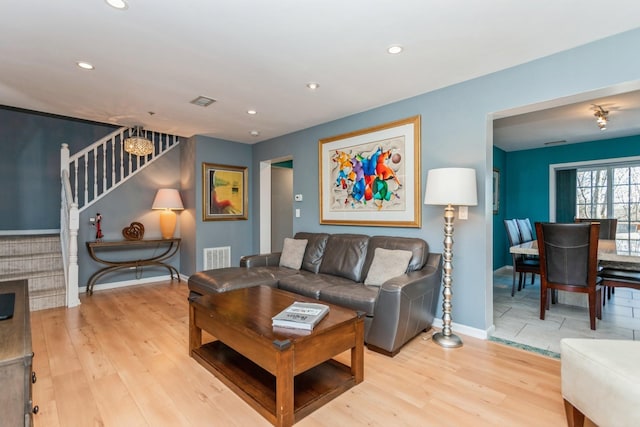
[516, 218, 535, 242]
[535, 222, 602, 330]
[504, 219, 540, 297]
[516, 218, 538, 285]
[575, 217, 619, 302]
[574, 218, 618, 239]
[598, 266, 640, 296]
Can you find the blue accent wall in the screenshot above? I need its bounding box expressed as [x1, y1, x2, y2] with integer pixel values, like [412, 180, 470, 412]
[0, 107, 117, 230]
[77, 148, 182, 287]
[493, 146, 507, 269]
[505, 135, 640, 221]
[494, 135, 640, 270]
[179, 135, 254, 276]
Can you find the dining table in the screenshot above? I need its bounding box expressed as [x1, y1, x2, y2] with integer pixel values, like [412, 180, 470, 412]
[509, 238, 640, 307]
[509, 238, 640, 264]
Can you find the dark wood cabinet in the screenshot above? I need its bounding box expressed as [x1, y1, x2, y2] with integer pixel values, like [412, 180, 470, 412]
[0, 279, 35, 427]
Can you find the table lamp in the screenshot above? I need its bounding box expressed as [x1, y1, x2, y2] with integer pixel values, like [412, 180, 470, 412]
[424, 167, 477, 348]
[152, 188, 184, 239]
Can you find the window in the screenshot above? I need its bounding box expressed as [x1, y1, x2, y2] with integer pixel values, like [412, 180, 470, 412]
[576, 163, 640, 242]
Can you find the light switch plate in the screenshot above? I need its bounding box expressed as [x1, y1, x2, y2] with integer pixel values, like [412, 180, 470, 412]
[458, 206, 468, 220]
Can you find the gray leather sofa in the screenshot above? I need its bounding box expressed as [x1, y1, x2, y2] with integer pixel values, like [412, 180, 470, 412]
[188, 232, 443, 356]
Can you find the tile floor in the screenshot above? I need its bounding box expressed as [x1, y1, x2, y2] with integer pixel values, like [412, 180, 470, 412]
[492, 269, 640, 354]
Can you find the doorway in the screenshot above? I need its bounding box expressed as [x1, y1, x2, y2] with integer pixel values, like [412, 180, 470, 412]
[490, 81, 640, 348]
[259, 157, 294, 253]
[271, 161, 293, 252]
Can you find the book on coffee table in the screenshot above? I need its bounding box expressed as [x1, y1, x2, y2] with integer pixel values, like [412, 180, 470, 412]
[272, 301, 330, 331]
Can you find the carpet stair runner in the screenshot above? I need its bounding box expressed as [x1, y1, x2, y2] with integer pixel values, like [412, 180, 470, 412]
[0, 234, 66, 311]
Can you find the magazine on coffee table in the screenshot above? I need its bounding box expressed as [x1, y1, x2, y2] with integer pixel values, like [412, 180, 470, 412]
[272, 301, 330, 331]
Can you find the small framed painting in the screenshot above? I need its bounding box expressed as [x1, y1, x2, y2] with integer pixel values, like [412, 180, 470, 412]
[202, 163, 248, 221]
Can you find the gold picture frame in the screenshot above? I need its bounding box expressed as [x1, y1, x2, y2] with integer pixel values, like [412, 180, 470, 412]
[202, 162, 248, 221]
[318, 115, 421, 227]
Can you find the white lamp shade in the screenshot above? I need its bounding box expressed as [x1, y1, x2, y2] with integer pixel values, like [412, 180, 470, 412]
[424, 168, 478, 206]
[152, 188, 184, 210]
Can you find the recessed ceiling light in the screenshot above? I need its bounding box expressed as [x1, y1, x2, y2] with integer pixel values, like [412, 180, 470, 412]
[76, 61, 95, 70]
[387, 45, 403, 54]
[105, 0, 128, 9]
[306, 82, 320, 90]
[250, 130, 260, 137]
[190, 96, 216, 107]
[247, 109, 257, 115]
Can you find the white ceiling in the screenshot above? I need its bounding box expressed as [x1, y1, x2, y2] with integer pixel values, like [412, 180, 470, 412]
[2, 0, 640, 145]
[494, 88, 640, 152]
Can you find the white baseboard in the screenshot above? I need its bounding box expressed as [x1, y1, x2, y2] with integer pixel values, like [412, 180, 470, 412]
[494, 265, 512, 274]
[432, 318, 491, 340]
[81, 274, 185, 293]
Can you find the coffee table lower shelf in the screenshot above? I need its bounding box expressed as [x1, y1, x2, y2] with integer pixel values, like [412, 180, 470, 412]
[192, 341, 356, 425]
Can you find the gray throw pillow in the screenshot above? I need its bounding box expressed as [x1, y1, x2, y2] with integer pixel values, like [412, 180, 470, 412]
[364, 247, 413, 286]
[279, 238, 308, 270]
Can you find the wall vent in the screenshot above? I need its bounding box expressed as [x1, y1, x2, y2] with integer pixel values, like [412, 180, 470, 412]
[204, 246, 231, 270]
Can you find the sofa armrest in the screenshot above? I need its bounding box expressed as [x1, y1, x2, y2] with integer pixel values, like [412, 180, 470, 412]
[240, 252, 282, 268]
[366, 252, 443, 356]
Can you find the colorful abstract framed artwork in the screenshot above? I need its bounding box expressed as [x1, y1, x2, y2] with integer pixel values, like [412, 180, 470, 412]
[318, 115, 421, 227]
[202, 162, 248, 221]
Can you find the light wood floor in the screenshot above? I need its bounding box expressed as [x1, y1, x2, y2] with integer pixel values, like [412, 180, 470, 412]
[31, 280, 568, 427]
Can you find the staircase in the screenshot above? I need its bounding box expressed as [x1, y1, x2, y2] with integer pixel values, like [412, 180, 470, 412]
[0, 234, 66, 311]
[60, 127, 181, 307]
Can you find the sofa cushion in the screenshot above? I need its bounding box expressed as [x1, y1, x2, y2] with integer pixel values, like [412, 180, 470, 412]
[278, 271, 354, 299]
[294, 232, 330, 273]
[319, 284, 379, 316]
[319, 234, 369, 282]
[364, 247, 413, 286]
[188, 266, 297, 295]
[279, 237, 308, 270]
[362, 236, 428, 278]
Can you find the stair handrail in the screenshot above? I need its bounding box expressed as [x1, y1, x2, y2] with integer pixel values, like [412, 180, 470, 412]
[68, 126, 180, 212]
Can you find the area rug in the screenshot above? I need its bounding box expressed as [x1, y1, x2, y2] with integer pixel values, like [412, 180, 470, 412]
[489, 336, 560, 359]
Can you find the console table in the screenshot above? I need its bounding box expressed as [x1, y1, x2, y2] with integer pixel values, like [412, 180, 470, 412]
[86, 238, 181, 295]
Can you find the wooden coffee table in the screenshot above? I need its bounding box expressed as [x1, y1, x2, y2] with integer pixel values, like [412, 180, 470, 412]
[189, 285, 364, 427]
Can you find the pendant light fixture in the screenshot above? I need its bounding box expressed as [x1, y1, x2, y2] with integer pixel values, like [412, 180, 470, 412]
[124, 126, 154, 156]
[593, 105, 609, 131]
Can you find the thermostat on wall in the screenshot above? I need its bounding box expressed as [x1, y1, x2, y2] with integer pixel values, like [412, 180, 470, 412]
[294, 194, 303, 201]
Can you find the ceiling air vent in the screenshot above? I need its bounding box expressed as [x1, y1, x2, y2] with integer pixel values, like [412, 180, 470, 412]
[190, 96, 216, 107]
[543, 139, 567, 146]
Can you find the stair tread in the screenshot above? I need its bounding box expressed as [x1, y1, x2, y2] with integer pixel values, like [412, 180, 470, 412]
[0, 269, 64, 281]
[30, 286, 66, 296]
[0, 252, 62, 259]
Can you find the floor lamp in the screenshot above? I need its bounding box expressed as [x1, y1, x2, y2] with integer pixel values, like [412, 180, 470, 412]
[424, 168, 477, 348]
